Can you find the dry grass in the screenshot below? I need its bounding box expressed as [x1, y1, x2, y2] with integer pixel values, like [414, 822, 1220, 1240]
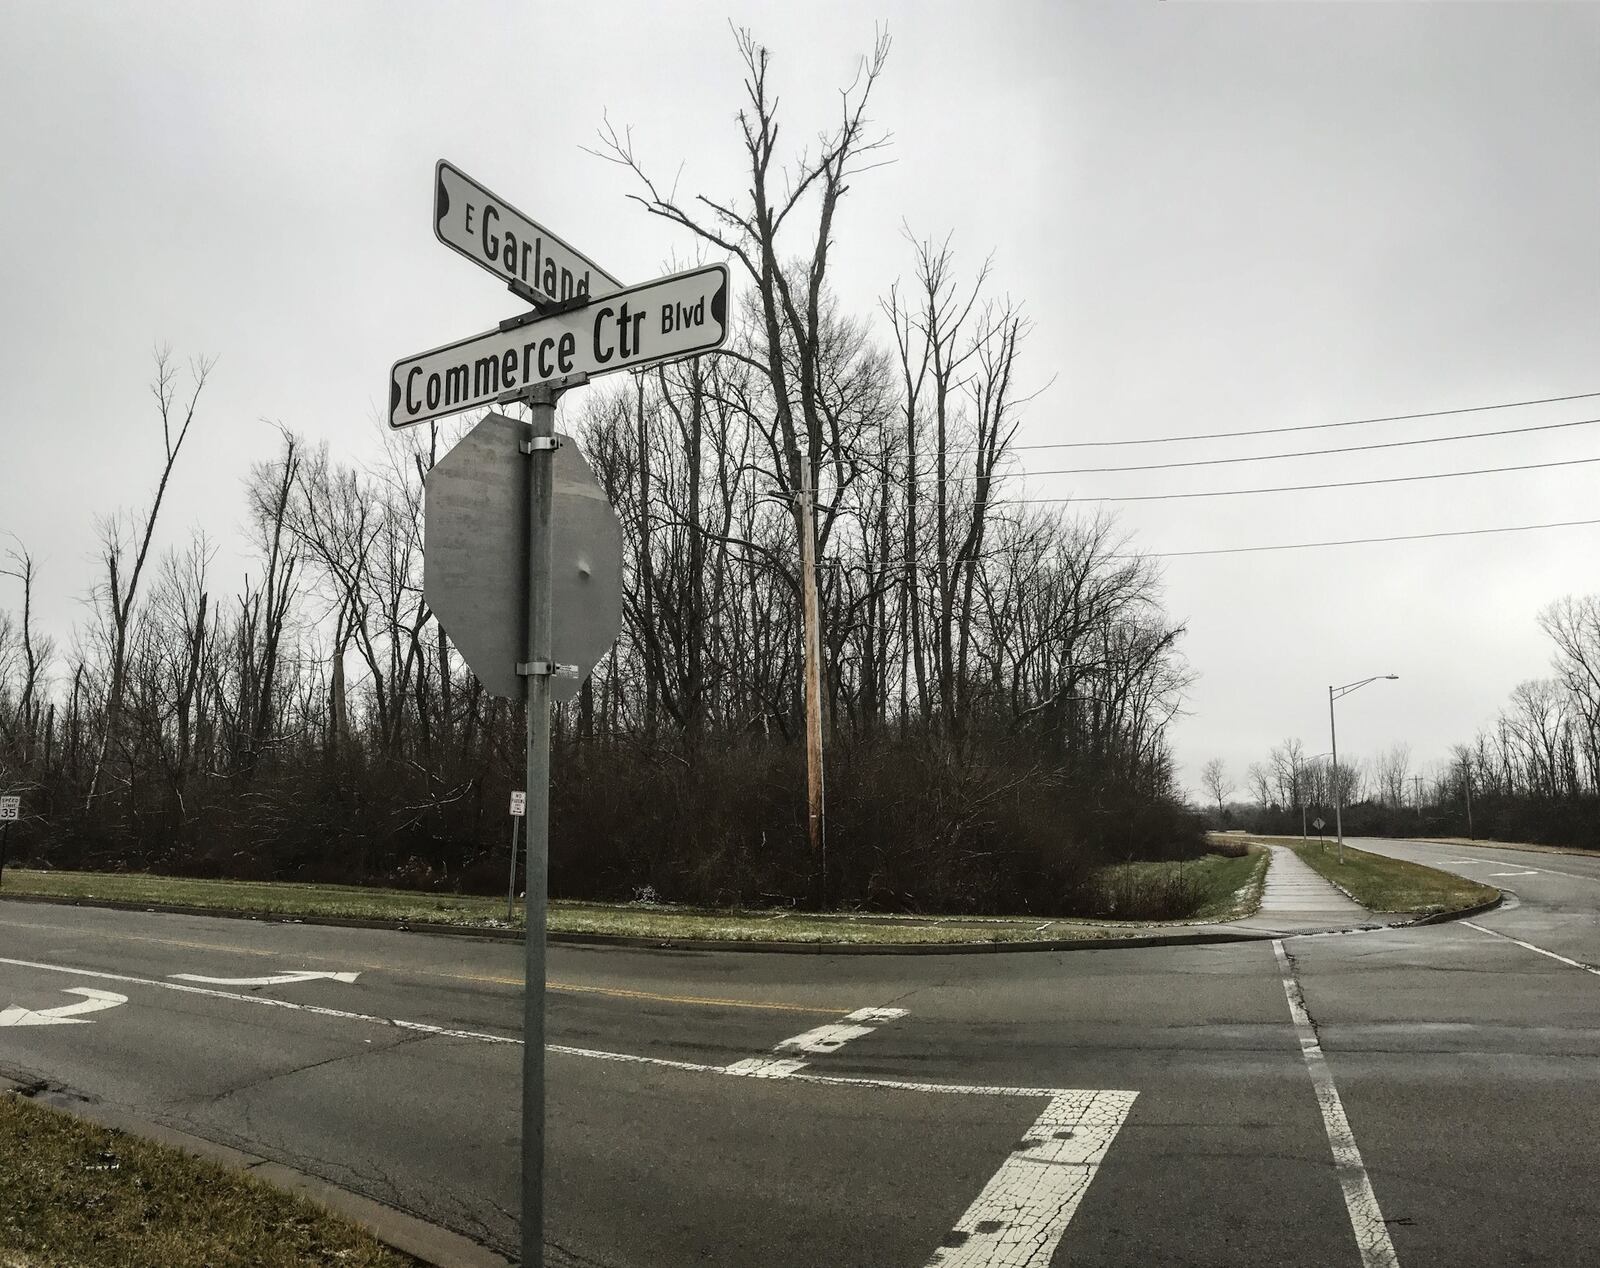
[0, 1092, 415, 1267]
[0, 856, 1260, 944]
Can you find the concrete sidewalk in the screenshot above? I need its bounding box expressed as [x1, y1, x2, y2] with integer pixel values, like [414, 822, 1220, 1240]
[1235, 844, 1382, 933]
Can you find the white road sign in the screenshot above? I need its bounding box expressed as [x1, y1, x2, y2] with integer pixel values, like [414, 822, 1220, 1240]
[1313, 817, 1326, 830]
[390, 262, 729, 429]
[434, 160, 623, 306]
[0, 796, 18, 822]
[510, 791, 526, 817]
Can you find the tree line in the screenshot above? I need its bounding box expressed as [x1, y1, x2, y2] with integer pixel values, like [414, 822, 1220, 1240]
[1210, 593, 1600, 849]
[0, 31, 1200, 914]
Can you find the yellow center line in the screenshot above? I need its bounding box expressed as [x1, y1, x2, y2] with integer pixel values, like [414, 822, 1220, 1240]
[0, 917, 844, 1015]
[547, 981, 842, 1014]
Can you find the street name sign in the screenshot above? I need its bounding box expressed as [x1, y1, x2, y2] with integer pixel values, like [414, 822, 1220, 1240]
[390, 262, 729, 429]
[434, 160, 623, 307]
[0, 797, 18, 822]
[424, 412, 624, 702]
[510, 791, 526, 817]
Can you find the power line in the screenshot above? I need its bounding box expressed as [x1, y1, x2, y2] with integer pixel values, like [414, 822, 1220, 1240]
[991, 454, 1600, 504]
[1134, 516, 1600, 559]
[764, 515, 1600, 575]
[1007, 390, 1600, 451]
[1008, 415, 1600, 477]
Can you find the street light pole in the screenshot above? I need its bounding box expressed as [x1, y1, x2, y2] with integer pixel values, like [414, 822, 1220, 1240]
[1328, 675, 1398, 865]
[1329, 686, 1342, 861]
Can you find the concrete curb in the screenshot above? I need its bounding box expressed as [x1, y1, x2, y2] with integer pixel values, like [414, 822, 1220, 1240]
[0, 889, 1293, 953]
[0, 1075, 510, 1268]
[0, 885, 1497, 955]
[1402, 890, 1506, 926]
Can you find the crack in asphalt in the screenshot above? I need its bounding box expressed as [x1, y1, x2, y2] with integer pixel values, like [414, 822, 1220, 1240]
[192, 1029, 431, 1106]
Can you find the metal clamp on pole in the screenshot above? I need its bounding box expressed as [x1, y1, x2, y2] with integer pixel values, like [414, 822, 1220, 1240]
[520, 436, 561, 454]
[516, 661, 580, 678]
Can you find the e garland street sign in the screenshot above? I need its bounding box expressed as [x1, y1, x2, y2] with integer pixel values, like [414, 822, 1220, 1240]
[389, 262, 730, 430]
[434, 160, 623, 306]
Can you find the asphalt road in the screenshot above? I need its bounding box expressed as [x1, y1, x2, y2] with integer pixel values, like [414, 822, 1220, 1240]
[3, 834, 1600, 1267]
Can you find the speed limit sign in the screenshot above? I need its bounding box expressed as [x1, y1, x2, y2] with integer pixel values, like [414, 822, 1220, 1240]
[0, 796, 19, 822]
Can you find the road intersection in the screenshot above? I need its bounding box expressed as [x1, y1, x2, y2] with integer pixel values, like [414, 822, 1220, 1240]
[3, 836, 1599, 1266]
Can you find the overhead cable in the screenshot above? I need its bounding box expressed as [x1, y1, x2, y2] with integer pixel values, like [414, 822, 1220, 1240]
[1006, 389, 1600, 451]
[1006, 415, 1600, 476]
[1131, 516, 1600, 559]
[992, 454, 1600, 504]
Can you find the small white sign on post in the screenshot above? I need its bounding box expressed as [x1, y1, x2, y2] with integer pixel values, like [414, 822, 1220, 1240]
[0, 797, 19, 822]
[509, 791, 526, 818]
[1313, 817, 1326, 831]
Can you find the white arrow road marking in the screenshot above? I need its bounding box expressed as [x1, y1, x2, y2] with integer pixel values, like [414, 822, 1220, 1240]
[0, 987, 129, 1027]
[169, 970, 361, 987]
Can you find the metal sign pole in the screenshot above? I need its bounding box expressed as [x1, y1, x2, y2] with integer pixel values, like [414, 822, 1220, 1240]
[520, 382, 558, 1268]
[0, 821, 10, 890]
[506, 812, 520, 923]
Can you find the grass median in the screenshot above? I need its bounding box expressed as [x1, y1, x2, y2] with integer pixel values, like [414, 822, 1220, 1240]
[0, 848, 1265, 945]
[0, 1090, 413, 1268]
[1234, 835, 1498, 915]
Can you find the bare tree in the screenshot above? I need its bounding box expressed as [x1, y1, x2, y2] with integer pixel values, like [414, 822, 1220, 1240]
[85, 348, 212, 809]
[1200, 758, 1233, 813]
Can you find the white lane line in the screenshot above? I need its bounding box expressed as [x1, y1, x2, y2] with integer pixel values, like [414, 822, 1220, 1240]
[1486, 871, 1539, 877]
[775, 1022, 876, 1054]
[1462, 921, 1600, 978]
[723, 1056, 810, 1078]
[925, 1089, 1137, 1267]
[1272, 940, 1400, 1268]
[0, 952, 1130, 1098]
[763, 1004, 909, 1069]
[172, 970, 362, 986]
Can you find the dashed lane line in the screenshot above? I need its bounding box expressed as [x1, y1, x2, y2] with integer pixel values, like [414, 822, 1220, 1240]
[1272, 939, 1401, 1268]
[725, 1005, 910, 1078]
[1462, 921, 1600, 978]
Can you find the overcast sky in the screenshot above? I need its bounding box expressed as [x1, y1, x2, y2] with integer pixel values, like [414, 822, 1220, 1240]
[2, 1, 1597, 799]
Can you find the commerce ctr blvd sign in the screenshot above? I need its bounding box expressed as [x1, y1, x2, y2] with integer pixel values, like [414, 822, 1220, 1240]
[389, 262, 728, 429]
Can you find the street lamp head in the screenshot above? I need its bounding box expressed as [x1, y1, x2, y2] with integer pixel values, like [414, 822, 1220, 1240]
[1385, 674, 1399, 680]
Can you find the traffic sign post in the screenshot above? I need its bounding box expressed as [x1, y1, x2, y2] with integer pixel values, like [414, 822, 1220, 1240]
[394, 160, 729, 1267]
[0, 796, 18, 890]
[507, 791, 526, 922]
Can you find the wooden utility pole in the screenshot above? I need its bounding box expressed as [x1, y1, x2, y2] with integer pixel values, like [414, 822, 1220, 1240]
[798, 476, 826, 894]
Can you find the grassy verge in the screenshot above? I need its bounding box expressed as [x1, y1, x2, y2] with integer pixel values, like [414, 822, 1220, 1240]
[0, 1091, 413, 1268]
[0, 851, 1263, 945]
[1280, 840, 1498, 915]
[1091, 846, 1267, 923]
